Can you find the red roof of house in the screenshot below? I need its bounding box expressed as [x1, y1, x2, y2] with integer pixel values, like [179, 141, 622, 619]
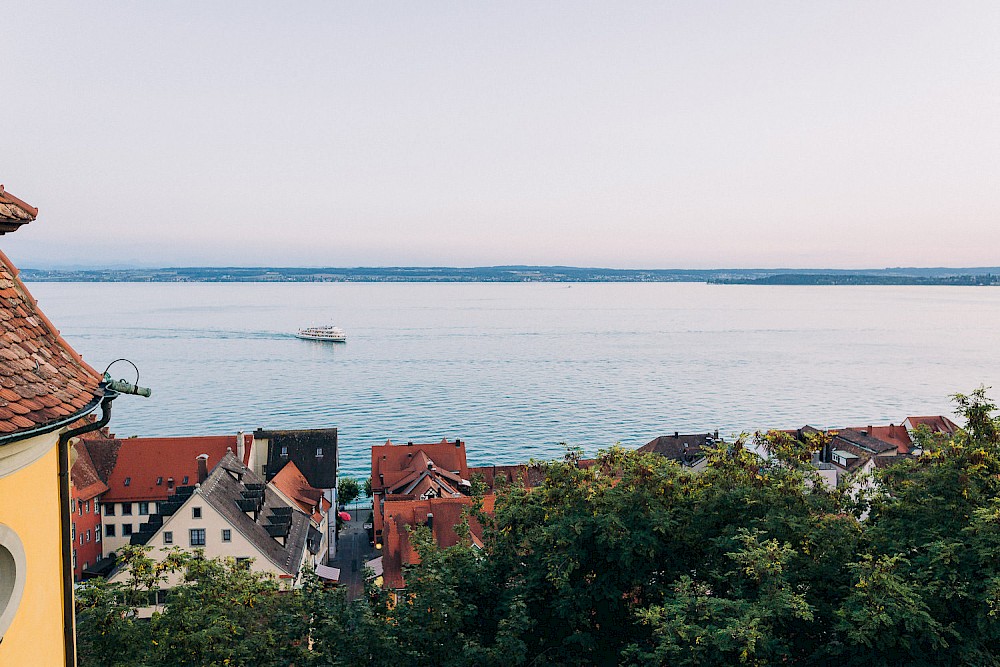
[71, 439, 108, 502]
[371, 439, 472, 538]
[381, 495, 489, 589]
[372, 438, 469, 490]
[0, 185, 39, 234]
[848, 424, 913, 454]
[270, 460, 330, 523]
[0, 248, 103, 438]
[905, 415, 960, 436]
[89, 434, 253, 502]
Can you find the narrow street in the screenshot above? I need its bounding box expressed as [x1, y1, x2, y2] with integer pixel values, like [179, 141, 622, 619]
[329, 505, 377, 601]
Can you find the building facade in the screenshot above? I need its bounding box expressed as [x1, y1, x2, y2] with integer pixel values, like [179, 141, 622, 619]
[0, 186, 115, 666]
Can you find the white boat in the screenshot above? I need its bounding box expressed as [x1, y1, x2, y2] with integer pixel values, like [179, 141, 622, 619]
[296, 325, 347, 342]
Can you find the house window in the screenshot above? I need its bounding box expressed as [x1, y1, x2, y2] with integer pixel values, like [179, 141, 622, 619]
[86, 530, 91, 543]
[86, 500, 91, 513]
[316, 447, 323, 458]
[139, 502, 149, 515]
[280, 446, 287, 457]
[190, 529, 206, 546]
[71, 524, 76, 541]
[95, 527, 101, 543]
[235, 557, 251, 569]
[72, 550, 77, 569]
[105, 524, 116, 537]
[122, 524, 133, 536]
[156, 477, 163, 486]
[79, 534, 84, 546]
[121, 503, 133, 516]
[164, 531, 173, 545]
[192, 507, 202, 519]
[222, 529, 231, 542]
[104, 503, 115, 516]
[77, 501, 82, 516]
[123, 477, 131, 487]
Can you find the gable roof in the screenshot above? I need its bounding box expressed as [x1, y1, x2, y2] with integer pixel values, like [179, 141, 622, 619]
[131, 451, 313, 575]
[468, 463, 543, 490]
[257, 428, 337, 489]
[198, 451, 312, 574]
[269, 460, 330, 523]
[92, 434, 253, 502]
[0, 185, 38, 234]
[904, 415, 960, 436]
[831, 428, 898, 455]
[847, 424, 913, 454]
[71, 439, 108, 502]
[639, 432, 720, 461]
[381, 495, 485, 589]
[372, 438, 469, 491]
[828, 439, 873, 473]
[0, 248, 103, 441]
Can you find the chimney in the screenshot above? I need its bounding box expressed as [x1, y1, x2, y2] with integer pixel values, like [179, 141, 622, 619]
[426, 512, 434, 532]
[674, 431, 679, 439]
[455, 438, 461, 447]
[197, 454, 209, 484]
[867, 425, 873, 436]
[237, 431, 246, 462]
[714, 430, 719, 440]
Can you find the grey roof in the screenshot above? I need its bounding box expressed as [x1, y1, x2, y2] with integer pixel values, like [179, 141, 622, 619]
[832, 429, 897, 455]
[198, 451, 311, 575]
[256, 428, 337, 489]
[639, 432, 720, 461]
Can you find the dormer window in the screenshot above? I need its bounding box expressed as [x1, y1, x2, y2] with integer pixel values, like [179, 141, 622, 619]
[123, 477, 131, 486]
[316, 447, 323, 458]
[280, 446, 288, 457]
[156, 477, 163, 486]
[182, 476, 189, 485]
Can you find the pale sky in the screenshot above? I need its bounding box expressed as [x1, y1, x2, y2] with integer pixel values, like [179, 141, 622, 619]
[4, 2, 999, 269]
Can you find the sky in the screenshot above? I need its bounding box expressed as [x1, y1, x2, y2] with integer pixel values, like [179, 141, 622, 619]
[3, 1, 999, 269]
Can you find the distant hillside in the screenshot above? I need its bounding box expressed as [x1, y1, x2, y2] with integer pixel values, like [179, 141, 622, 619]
[18, 265, 1000, 284]
[711, 273, 1000, 286]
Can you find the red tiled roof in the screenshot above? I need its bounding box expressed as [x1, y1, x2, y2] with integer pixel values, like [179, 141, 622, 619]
[270, 460, 329, 523]
[0, 185, 38, 234]
[905, 415, 960, 436]
[93, 434, 253, 502]
[848, 424, 913, 454]
[381, 496, 485, 589]
[372, 439, 471, 538]
[71, 439, 108, 502]
[372, 438, 469, 490]
[0, 248, 103, 438]
[468, 463, 542, 490]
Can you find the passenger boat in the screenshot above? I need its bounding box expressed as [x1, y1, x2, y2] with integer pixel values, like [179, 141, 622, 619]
[295, 325, 347, 342]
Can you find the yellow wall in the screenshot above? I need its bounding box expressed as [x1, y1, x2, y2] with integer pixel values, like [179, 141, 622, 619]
[0, 437, 67, 666]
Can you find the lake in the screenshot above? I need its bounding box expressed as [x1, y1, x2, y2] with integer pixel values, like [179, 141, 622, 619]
[26, 282, 1000, 480]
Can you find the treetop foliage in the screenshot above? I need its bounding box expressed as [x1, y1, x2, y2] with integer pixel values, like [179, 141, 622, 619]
[77, 388, 1000, 666]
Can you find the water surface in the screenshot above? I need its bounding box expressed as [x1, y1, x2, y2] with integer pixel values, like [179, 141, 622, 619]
[28, 282, 1000, 479]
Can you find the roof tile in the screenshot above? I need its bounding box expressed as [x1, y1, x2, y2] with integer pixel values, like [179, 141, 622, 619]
[0, 219, 103, 440]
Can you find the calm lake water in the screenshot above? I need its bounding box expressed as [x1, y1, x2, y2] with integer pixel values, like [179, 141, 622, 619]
[26, 282, 1000, 480]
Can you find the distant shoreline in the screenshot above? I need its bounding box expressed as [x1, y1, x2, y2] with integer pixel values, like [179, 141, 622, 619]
[17, 266, 1000, 285]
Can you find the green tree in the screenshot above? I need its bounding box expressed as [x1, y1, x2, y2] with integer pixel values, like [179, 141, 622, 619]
[339, 477, 361, 506]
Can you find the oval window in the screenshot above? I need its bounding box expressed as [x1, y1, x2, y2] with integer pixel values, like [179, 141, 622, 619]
[0, 524, 27, 641]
